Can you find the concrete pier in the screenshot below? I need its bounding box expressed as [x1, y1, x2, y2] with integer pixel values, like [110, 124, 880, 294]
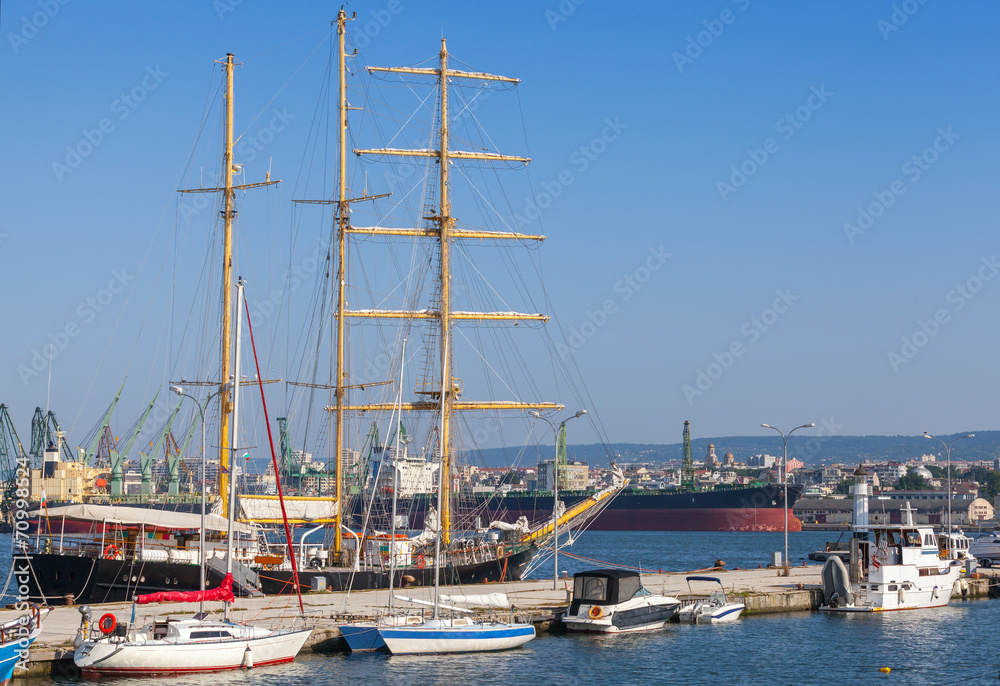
[6, 565, 997, 679]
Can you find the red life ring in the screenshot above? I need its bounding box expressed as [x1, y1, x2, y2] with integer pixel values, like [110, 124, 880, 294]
[497, 545, 504, 559]
[103, 544, 121, 560]
[416, 555, 426, 569]
[98, 613, 117, 634]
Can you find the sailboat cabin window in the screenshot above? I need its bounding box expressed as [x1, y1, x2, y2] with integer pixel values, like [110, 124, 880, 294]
[575, 576, 608, 603]
[190, 630, 234, 639]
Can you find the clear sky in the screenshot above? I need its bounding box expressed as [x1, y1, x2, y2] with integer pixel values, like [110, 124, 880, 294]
[2, 1, 999, 453]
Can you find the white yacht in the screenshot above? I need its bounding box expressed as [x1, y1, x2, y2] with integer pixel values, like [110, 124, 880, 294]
[969, 531, 1000, 567]
[820, 507, 963, 612]
[562, 570, 681, 633]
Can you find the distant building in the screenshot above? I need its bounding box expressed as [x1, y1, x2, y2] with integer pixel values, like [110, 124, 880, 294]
[786, 457, 804, 472]
[704, 444, 719, 468]
[747, 454, 776, 468]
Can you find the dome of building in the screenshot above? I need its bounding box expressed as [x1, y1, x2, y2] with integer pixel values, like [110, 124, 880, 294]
[913, 465, 933, 480]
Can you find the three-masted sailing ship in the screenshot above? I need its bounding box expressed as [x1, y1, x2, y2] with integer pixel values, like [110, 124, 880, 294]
[24, 16, 622, 604]
[259, 11, 622, 593]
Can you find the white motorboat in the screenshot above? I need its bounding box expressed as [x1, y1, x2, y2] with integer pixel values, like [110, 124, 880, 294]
[820, 506, 962, 612]
[969, 531, 1000, 567]
[74, 614, 311, 675]
[676, 576, 745, 623]
[562, 569, 680, 633]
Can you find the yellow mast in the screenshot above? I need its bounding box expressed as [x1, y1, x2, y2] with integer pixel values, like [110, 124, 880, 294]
[437, 39, 454, 544]
[219, 53, 236, 515]
[333, 8, 350, 560]
[345, 40, 563, 547]
[178, 54, 280, 518]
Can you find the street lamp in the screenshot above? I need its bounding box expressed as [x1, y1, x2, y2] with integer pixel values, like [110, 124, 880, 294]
[172, 381, 230, 611]
[924, 432, 974, 534]
[761, 422, 814, 572]
[530, 409, 587, 590]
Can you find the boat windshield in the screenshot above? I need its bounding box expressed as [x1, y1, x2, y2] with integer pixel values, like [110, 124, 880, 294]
[617, 576, 642, 603]
[575, 576, 608, 603]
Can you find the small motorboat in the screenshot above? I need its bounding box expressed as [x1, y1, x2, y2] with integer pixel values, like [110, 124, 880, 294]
[562, 569, 680, 633]
[677, 576, 745, 623]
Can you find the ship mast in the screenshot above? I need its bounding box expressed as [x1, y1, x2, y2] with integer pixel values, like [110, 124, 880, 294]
[349, 40, 562, 545]
[178, 53, 280, 517]
[219, 53, 235, 513]
[436, 38, 455, 543]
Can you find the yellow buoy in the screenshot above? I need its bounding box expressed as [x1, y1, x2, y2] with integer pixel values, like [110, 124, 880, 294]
[879, 667, 891, 673]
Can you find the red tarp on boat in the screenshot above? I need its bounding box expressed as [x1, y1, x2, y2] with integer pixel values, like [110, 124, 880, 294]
[135, 573, 235, 605]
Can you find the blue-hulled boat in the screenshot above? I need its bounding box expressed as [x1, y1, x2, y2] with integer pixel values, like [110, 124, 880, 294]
[0, 605, 46, 685]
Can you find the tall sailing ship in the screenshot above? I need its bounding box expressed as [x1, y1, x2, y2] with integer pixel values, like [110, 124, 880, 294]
[24, 15, 622, 604]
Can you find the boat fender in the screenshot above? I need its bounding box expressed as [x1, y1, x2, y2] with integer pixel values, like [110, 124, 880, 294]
[898, 585, 906, 605]
[932, 585, 940, 600]
[98, 614, 117, 634]
[73, 628, 85, 649]
[588, 606, 603, 619]
[243, 645, 253, 669]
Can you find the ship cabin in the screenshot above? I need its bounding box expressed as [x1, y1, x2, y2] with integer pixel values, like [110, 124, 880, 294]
[854, 524, 943, 572]
[568, 569, 650, 616]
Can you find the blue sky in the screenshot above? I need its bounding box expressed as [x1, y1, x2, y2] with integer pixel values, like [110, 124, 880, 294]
[2, 1, 999, 457]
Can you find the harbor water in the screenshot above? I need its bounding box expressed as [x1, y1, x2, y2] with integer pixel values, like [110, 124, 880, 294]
[7, 531, 999, 685]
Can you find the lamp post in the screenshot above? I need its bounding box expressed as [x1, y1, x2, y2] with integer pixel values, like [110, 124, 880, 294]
[172, 382, 230, 611]
[530, 409, 587, 590]
[761, 422, 814, 572]
[924, 432, 974, 534]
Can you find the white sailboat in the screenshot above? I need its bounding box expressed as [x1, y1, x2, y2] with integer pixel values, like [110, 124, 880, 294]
[73, 56, 312, 677]
[377, 331, 534, 654]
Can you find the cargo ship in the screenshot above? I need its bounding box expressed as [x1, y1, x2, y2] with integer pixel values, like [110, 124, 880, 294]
[349, 482, 803, 534]
[352, 420, 804, 533]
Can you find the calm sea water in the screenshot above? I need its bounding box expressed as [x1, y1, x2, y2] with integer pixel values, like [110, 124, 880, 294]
[7, 531, 999, 685]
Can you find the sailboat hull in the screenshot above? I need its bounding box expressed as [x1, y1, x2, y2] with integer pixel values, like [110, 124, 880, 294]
[338, 623, 385, 651]
[75, 627, 312, 675]
[378, 622, 535, 655]
[259, 544, 535, 594]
